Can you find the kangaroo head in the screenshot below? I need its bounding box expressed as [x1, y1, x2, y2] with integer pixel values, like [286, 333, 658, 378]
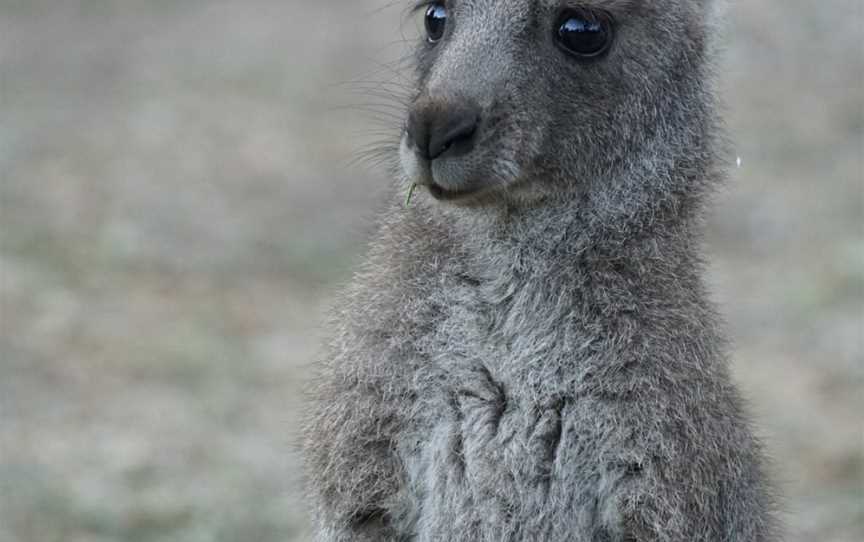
[399, 0, 721, 210]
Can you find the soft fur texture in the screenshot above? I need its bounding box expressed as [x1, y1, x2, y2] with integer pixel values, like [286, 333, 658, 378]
[302, 0, 779, 540]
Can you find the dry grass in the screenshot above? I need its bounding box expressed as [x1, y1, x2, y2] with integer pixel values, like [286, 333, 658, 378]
[1, 1, 861, 541]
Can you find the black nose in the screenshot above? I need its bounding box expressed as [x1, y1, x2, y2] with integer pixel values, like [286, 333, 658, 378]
[407, 99, 480, 161]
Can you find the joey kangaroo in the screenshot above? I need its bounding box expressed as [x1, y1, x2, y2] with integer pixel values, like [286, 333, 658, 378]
[302, 0, 779, 540]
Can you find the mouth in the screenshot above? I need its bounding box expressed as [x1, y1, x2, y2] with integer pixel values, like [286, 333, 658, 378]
[427, 182, 484, 202]
[400, 138, 490, 203]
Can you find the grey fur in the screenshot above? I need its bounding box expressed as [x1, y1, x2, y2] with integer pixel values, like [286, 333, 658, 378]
[302, 0, 780, 540]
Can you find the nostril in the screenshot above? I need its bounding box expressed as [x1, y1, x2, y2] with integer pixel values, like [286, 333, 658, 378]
[407, 100, 480, 161]
[428, 112, 479, 160]
[406, 109, 430, 160]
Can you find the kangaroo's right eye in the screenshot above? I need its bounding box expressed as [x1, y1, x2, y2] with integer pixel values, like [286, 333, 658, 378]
[425, 3, 448, 43]
[555, 10, 614, 59]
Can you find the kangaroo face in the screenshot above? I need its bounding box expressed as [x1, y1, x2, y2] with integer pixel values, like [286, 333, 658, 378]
[400, 0, 715, 207]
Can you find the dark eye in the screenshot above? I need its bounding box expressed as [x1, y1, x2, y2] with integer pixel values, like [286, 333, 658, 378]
[425, 3, 448, 43]
[555, 10, 613, 58]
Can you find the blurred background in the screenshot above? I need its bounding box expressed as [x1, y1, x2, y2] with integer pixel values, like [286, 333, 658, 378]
[0, 1, 861, 541]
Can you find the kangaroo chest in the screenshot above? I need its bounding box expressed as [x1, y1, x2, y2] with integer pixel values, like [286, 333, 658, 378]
[395, 271, 618, 540]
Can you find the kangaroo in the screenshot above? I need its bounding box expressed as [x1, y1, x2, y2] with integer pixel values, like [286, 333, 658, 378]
[302, 0, 779, 540]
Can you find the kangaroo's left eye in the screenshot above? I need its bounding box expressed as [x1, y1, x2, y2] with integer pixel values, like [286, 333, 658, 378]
[555, 10, 614, 59]
[425, 3, 448, 43]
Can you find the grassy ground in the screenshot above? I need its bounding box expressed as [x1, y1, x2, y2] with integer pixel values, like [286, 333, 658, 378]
[1, 1, 861, 541]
